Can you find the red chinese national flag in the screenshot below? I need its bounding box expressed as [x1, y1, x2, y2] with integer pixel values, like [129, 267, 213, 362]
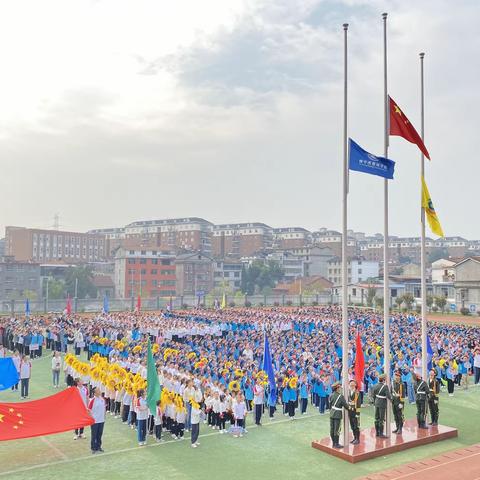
[0, 387, 94, 441]
[354, 332, 365, 390]
[389, 96, 430, 160]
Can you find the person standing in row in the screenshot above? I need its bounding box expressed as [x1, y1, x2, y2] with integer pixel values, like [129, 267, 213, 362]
[136, 389, 148, 446]
[11, 350, 20, 391]
[19, 355, 32, 399]
[190, 400, 201, 448]
[88, 387, 106, 454]
[428, 369, 440, 426]
[347, 379, 361, 445]
[74, 378, 88, 440]
[414, 373, 429, 429]
[391, 369, 405, 435]
[51, 351, 62, 388]
[329, 382, 350, 449]
[371, 374, 391, 438]
[253, 380, 264, 426]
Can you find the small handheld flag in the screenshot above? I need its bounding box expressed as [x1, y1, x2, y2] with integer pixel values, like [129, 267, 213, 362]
[349, 138, 395, 179]
[221, 293, 227, 309]
[25, 298, 30, 317]
[103, 295, 109, 314]
[422, 176, 444, 237]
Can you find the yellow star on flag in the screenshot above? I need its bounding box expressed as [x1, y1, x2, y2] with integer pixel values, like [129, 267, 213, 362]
[0, 414, 4, 423]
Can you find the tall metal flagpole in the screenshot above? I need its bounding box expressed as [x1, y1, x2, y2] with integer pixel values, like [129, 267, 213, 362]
[341, 22, 350, 447]
[382, 12, 391, 437]
[420, 52, 428, 381]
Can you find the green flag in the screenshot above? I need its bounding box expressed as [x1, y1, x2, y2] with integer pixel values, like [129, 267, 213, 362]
[146, 339, 161, 414]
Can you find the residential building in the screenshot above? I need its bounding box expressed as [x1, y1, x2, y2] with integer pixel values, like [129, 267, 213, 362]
[92, 274, 115, 299]
[114, 248, 176, 298]
[282, 245, 335, 278]
[311, 229, 357, 257]
[267, 251, 305, 282]
[431, 258, 457, 284]
[121, 218, 213, 255]
[213, 260, 243, 291]
[88, 227, 126, 257]
[175, 252, 214, 296]
[272, 227, 311, 249]
[212, 223, 273, 257]
[327, 257, 379, 285]
[453, 256, 480, 312]
[5, 227, 107, 264]
[0, 239, 4, 257]
[0, 256, 41, 300]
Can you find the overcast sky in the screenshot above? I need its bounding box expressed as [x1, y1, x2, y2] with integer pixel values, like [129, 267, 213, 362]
[0, 0, 477, 239]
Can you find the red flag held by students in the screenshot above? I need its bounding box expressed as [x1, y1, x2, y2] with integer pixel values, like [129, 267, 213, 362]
[354, 332, 365, 390]
[0, 387, 94, 441]
[389, 96, 430, 160]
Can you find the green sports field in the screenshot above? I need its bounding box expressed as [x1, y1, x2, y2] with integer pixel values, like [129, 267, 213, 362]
[0, 354, 479, 480]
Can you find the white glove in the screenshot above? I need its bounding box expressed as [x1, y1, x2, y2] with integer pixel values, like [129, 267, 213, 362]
[398, 404, 403, 410]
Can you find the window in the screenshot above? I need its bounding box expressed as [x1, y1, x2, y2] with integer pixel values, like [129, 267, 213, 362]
[151, 269, 157, 275]
[128, 259, 136, 264]
[152, 279, 158, 286]
[129, 250, 135, 254]
[358, 269, 362, 274]
[151, 259, 158, 265]
[141, 250, 146, 255]
[352, 288, 357, 297]
[140, 259, 147, 264]
[391, 289, 397, 298]
[161, 259, 171, 265]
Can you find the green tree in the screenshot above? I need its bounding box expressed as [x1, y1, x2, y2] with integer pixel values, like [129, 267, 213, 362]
[65, 266, 97, 299]
[434, 295, 447, 313]
[394, 296, 403, 310]
[47, 279, 66, 299]
[426, 295, 434, 311]
[242, 260, 284, 295]
[402, 293, 415, 310]
[240, 264, 248, 293]
[375, 296, 384, 310]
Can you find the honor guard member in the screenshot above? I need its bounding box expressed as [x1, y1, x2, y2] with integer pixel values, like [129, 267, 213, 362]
[329, 382, 350, 449]
[414, 373, 429, 429]
[371, 373, 391, 438]
[428, 369, 440, 426]
[391, 369, 405, 434]
[347, 379, 361, 445]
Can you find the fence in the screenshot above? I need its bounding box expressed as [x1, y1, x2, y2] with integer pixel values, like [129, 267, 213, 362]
[0, 293, 340, 315]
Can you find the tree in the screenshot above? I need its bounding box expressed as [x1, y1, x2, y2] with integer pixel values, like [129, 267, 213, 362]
[241, 260, 284, 295]
[394, 296, 403, 310]
[402, 293, 415, 310]
[434, 295, 447, 313]
[375, 297, 384, 310]
[366, 286, 376, 307]
[47, 279, 66, 299]
[65, 266, 96, 299]
[240, 264, 248, 293]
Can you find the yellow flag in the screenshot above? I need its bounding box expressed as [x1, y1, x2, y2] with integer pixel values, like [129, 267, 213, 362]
[421, 176, 444, 237]
[221, 292, 227, 309]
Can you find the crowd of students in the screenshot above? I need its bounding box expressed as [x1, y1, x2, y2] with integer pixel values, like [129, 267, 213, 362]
[1, 305, 480, 450]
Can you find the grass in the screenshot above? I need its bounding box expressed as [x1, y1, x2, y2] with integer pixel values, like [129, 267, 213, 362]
[0, 353, 479, 480]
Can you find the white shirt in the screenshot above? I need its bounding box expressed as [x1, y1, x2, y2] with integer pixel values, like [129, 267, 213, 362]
[51, 357, 62, 371]
[88, 397, 106, 423]
[20, 361, 31, 379]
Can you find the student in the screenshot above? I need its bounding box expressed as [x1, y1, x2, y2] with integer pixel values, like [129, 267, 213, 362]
[136, 389, 148, 446]
[88, 387, 106, 454]
[51, 352, 62, 388]
[233, 392, 247, 438]
[299, 379, 309, 414]
[74, 378, 88, 440]
[19, 355, 32, 399]
[217, 394, 227, 433]
[122, 388, 132, 424]
[155, 400, 164, 442]
[253, 381, 264, 426]
[175, 402, 186, 440]
[11, 350, 20, 391]
[190, 400, 201, 448]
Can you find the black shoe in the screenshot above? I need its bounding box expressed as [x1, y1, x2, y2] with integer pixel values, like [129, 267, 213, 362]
[334, 443, 344, 449]
[419, 424, 429, 430]
[98, 448, 105, 453]
[392, 428, 398, 433]
[351, 439, 360, 445]
[379, 434, 388, 438]
[396, 428, 402, 435]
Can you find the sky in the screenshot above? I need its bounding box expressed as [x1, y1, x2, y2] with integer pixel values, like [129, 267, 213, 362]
[0, 0, 478, 238]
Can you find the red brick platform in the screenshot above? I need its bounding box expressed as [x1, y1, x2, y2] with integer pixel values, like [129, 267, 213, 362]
[311, 419, 458, 463]
[356, 443, 480, 479]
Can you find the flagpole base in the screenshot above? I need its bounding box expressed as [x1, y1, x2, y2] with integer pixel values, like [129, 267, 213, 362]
[311, 420, 457, 463]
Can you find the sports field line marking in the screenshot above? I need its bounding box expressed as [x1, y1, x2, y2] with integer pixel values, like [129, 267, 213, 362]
[0, 412, 318, 477]
[39, 436, 68, 461]
[385, 451, 480, 480]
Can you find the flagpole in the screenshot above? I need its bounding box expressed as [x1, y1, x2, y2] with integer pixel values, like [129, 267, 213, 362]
[420, 52, 428, 382]
[382, 11, 391, 437]
[341, 21, 350, 448]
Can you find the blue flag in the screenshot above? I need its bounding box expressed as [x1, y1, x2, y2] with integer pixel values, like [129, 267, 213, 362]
[0, 358, 19, 390]
[262, 333, 276, 402]
[427, 335, 433, 371]
[349, 138, 395, 179]
[25, 298, 30, 317]
[103, 295, 110, 314]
